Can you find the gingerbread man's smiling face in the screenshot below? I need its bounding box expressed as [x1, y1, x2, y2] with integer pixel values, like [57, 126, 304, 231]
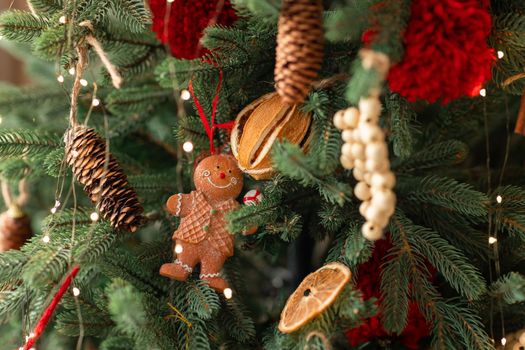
[194, 154, 243, 201]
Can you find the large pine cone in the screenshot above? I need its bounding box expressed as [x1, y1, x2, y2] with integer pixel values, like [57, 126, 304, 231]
[275, 0, 324, 105]
[65, 126, 143, 232]
[0, 205, 31, 251]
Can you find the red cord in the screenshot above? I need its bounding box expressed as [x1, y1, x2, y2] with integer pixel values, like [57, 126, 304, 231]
[188, 66, 234, 154]
[22, 266, 80, 350]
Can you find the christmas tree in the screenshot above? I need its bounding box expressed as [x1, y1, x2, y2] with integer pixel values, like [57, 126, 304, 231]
[0, 0, 524, 349]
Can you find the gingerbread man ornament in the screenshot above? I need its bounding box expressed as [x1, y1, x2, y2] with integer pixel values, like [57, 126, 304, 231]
[160, 154, 254, 297]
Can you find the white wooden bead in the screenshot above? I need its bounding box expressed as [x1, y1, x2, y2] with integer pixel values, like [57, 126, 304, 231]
[359, 201, 370, 216]
[364, 206, 389, 227]
[371, 190, 396, 211]
[366, 159, 389, 173]
[518, 330, 525, 345]
[352, 129, 363, 142]
[333, 110, 346, 130]
[362, 221, 383, 241]
[342, 129, 353, 143]
[343, 107, 360, 128]
[359, 97, 382, 118]
[354, 159, 365, 171]
[383, 203, 395, 217]
[351, 142, 365, 160]
[341, 142, 353, 158]
[353, 167, 364, 181]
[354, 181, 371, 201]
[371, 171, 396, 189]
[340, 155, 354, 169]
[509, 340, 522, 350]
[359, 124, 384, 143]
[366, 142, 388, 161]
[359, 114, 379, 125]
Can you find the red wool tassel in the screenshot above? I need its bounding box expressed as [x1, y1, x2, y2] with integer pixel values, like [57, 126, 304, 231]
[148, 0, 238, 59]
[22, 266, 80, 350]
[386, 0, 494, 104]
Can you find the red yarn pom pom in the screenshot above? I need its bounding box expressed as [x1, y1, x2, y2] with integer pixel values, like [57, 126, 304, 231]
[345, 237, 432, 349]
[148, 0, 238, 59]
[387, 0, 494, 104]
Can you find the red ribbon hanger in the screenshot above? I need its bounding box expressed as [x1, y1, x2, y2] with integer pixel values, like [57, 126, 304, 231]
[22, 266, 80, 350]
[188, 65, 234, 154]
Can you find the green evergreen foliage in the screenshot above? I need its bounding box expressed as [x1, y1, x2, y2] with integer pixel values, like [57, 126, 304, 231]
[0, 0, 524, 349]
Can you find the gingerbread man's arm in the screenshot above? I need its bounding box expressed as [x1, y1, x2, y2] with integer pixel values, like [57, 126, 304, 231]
[166, 192, 193, 218]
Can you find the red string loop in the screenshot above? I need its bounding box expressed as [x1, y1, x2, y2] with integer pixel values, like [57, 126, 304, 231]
[188, 65, 232, 154]
[22, 266, 80, 350]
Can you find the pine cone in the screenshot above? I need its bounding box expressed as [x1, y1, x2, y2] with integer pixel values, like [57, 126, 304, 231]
[275, 0, 324, 105]
[65, 126, 143, 232]
[0, 205, 32, 251]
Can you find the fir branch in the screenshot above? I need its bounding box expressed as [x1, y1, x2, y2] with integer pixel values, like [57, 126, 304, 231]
[397, 175, 488, 217]
[392, 212, 486, 300]
[380, 250, 410, 334]
[394, 140, 469, 173]
[0, 10, 50, 42]
[385, 92, 419, 159]
[231, 0, 280, 20]
[272, 141, 351, 205]
[325, 1, 375, 43]
[106, 86, 172, 115]
[185, 280, 220, 320]
[489, 272, 525, 305]
[109, 0, 152, 34]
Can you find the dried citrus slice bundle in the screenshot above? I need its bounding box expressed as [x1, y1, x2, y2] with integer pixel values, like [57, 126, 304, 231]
[278, 262, 352, 333]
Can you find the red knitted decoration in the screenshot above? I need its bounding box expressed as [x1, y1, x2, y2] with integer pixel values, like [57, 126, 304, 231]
[345, 237, 432, 349]
[387, 0, 494, 104]
[148, 0, 238, 59]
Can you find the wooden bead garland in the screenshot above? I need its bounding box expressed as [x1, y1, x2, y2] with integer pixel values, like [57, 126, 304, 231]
[335, 102, 395, 240]
[334, 50, 395, 241]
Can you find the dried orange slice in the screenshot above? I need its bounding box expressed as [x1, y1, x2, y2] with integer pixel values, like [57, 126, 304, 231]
[278, 262, 352, 333]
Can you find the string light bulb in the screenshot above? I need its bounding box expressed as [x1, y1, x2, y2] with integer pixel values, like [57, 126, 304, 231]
[92, 98, 100, 107]
[80, 79, 88, 87]
[68, 67, 76, 75]
[167, 0, 175, 3]
[57, 75, 65, 83]
[501, 337, 507, 346]
[180, 89, 191, 100]
[72, 287, 80, 297]
[50, 207, 57, 214]
[479, 88, 487, 97]
[182, 141, 194, 153]
[42, 235, 50, 243]
[489, 236, 497, 245]
[497, 51, 504, 59]
[496, 195, 502, 204]
[224, 287, 233, 299]
[90, 212, 99, 222]
[175, 244, 184, 254]
[59, 15, 66, 24]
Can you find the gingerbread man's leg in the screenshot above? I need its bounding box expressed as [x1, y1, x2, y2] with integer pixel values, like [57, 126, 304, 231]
[199, 246, 230, 293]
[160, 241, 199, 281]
